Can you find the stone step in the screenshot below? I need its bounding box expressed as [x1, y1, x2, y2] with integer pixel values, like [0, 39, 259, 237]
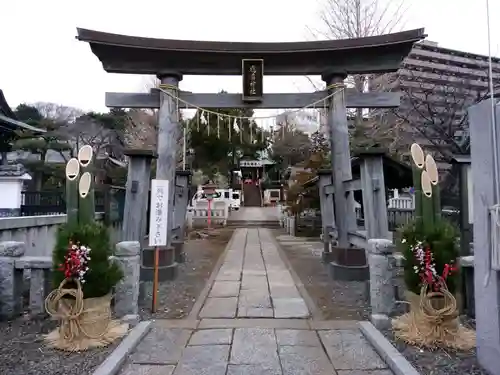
[226, 221, 281, 228]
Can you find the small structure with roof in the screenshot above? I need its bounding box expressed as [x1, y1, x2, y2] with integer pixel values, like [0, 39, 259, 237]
[0, 164, 32, 216]
[0, 89, 46, 216]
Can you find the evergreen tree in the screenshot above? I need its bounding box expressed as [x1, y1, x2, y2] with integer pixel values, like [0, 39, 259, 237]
[13, 104, 72, 190]
[188, 101, 269, 179]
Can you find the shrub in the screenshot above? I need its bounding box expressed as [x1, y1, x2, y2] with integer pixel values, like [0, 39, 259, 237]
[52, 222, 123, 298]
[398, 218, 459, 295]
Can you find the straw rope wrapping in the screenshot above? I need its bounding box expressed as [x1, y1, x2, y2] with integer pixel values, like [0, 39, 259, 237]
[44, 278, 128, 351]
[392, 281, 476, 350]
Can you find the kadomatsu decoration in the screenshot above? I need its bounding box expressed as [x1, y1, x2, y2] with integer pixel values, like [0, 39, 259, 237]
[44, 145, 127, 352]
[392, 143, 475, 350]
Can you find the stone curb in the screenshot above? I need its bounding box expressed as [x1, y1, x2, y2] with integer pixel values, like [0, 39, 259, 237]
[359, 321, 421, 375]
[91, 321, 153, 375]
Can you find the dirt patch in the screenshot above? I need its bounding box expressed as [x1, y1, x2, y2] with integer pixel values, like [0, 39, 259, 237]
[139, 228, 233, 320]
[275, 232, 370, 320]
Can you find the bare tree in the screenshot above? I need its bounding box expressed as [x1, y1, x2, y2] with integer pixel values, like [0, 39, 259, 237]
[307, 0, 409, 152]
[313, 0, 407, 39]
[125, 75, 185, 167]
[32, 102, 83, 125]
[125, 109, 157, 150]
[394, 69, 493, 163]
[70, 111, 126, 160]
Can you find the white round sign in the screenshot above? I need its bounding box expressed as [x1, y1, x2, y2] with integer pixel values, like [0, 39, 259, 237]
[425, 154, 439, 185]
[79, 172, 92, 198]
[78, 145, 94, 167]
[65, 158, 80, 181]
[421, 170, 432, 198]
[410, 143, 425, 169]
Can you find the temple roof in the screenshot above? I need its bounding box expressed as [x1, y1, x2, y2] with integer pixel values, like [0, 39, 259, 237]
[0, 90, 46, 134]
[76, 28, 426, 76]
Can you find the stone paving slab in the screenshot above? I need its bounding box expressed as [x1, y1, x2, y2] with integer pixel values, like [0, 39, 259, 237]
[199, 297, 238, 318]
[130, 327, 191, 364]
[230, 328, 280, 367]
[198, 318, 310, 329]
[273, 298, 309, 318]
[226, 364, 282, 375]
[173, 345, 230, 375]
[275, 329, 322, 347]
[319, 330, 388, 370]
[336, 371, 394, 375]
[279, 345, 336, 375]
[120, 363, 176, 375]
[238, 306, 274, 318]
[209, 281, 241, 297]
[239, 290, 272, 307]
[188, 329, 232, 346]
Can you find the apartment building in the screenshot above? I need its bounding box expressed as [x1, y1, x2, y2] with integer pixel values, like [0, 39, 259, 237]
[396, 40, 500, 165]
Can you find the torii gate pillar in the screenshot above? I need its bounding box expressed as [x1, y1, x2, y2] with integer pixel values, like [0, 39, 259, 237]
[157, 73, 183, 248]
[323, 73, 357, 247]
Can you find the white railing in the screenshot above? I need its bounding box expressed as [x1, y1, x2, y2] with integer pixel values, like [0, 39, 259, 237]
[388, 196, 414, 209]
[186, 200, 229, 228]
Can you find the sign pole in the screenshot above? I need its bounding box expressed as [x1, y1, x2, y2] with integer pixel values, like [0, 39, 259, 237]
[152, 246, 159, 312]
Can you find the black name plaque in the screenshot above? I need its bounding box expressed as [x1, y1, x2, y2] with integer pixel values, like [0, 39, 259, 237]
[242, 59, 264, 102]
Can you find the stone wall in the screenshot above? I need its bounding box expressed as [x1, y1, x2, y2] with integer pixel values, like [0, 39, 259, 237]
[0, 214, 123, 257]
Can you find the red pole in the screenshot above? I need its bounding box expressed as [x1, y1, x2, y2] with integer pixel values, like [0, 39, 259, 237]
[207, 198, 212, 229]
[152, 246, 159, 313]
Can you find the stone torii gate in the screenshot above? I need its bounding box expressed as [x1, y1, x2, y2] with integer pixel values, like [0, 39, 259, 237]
[77, 28, 425, 249]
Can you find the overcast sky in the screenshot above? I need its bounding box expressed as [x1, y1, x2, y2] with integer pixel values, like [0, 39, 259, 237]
[1, 0, 498, 116]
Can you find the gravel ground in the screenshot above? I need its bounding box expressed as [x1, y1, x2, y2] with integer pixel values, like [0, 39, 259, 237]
[0, 316, 121, 375]
[0, 228, 232, 375]
[139, 228, 233, 320]
[274, 232, 370, 320]
[382, 318, 487, 375]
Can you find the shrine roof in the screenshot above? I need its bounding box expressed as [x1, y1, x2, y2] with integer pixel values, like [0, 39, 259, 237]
[309, 152, 412, 190]
[76, 28, 426, 76]
[0, 90, 46, 134]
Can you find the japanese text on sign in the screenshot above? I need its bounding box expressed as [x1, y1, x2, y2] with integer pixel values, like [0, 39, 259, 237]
[242, 59, 263, 102]
[249, 65, 257, 95]
[148, 179, 169, 247]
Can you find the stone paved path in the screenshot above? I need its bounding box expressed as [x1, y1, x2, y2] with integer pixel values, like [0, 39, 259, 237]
[118, 228, 394, 375]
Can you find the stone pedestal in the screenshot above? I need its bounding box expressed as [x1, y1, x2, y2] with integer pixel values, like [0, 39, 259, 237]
[140, 246, 177, 282]
[328, 246, 369, 281]
[367, 239, 395, 330]
[114, 241, 141, 319]
[0, 241, 25, 319]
